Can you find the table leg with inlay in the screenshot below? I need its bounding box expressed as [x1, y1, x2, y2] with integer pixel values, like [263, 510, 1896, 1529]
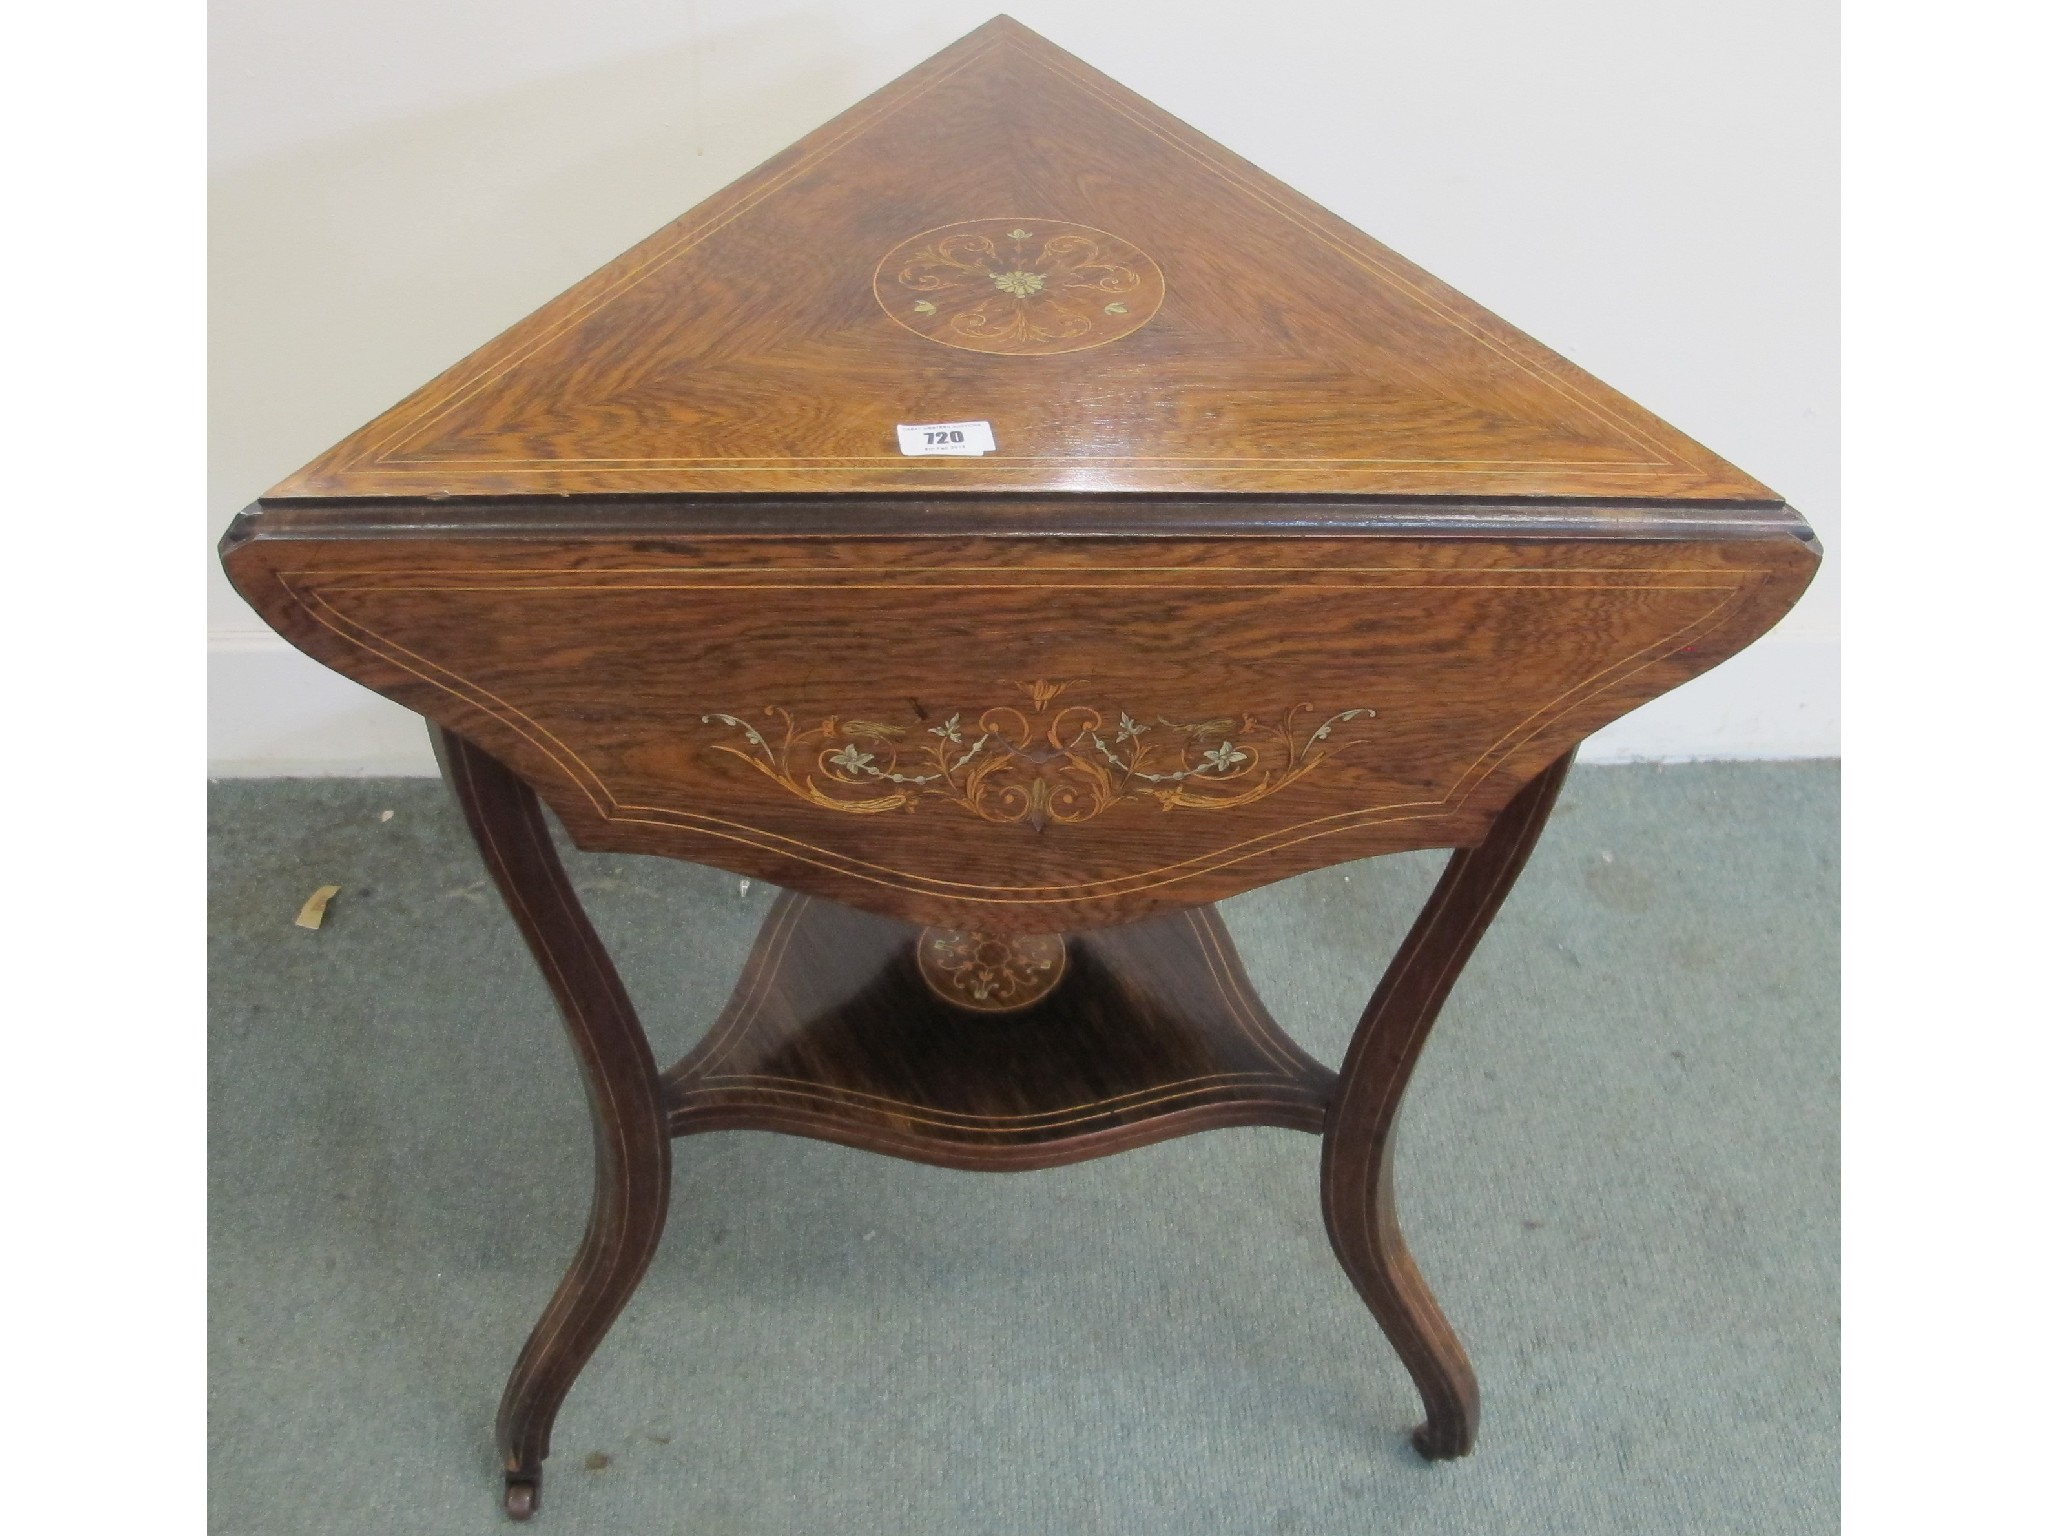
[1322, 749, 1575, 1460]
[433, 727, 673, 1521]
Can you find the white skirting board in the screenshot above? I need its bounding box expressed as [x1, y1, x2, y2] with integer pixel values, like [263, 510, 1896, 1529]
[209, 632, 442, 777]
[207, 628, 1840, 778]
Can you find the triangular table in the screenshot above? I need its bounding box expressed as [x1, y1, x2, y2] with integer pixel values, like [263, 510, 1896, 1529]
[224, 16, 1818, 1520]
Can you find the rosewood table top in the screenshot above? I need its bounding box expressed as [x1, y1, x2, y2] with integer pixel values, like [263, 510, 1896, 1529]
[222, 16, 1817, 1521]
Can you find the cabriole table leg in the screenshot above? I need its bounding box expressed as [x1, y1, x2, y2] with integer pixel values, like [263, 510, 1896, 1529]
[1321, 751, 1573, 1459]
[433, 727, 673, 1520]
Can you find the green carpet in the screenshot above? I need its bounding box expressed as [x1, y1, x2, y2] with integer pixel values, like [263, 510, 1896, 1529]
[209, 763, 1837, 1535]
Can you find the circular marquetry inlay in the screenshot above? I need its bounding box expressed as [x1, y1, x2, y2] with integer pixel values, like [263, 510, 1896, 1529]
[916, 927, 1069, 1012]
[873, 218, 1165, 356]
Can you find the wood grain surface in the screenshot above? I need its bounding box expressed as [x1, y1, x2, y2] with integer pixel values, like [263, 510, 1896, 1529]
[666, 890, 1334, 1171]
[1321, 749, 1573, 1460]
[225, 527, 1815, 933]
[433, 727, 672, 1521]
[260, 15, 1776, 502]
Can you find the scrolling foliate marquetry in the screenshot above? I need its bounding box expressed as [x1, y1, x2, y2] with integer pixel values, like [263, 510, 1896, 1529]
[701, 678, 1374, 831]
[873, 219, 1166, 355]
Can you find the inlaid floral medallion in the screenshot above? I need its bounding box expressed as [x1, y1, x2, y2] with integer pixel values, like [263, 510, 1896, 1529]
[873, 218, 1165, 355]
[916, 927, 1069, 1012]
[701, 678, 1374, 831]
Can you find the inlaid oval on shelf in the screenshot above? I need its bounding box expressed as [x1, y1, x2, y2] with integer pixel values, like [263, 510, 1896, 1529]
[916, 926, 1069, 1011]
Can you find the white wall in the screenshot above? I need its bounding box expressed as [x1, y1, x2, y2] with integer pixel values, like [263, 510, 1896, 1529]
[210, 0, 1838, 774]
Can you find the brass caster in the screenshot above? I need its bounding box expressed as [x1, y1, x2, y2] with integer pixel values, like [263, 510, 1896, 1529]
[504, 1475, 540, 1520]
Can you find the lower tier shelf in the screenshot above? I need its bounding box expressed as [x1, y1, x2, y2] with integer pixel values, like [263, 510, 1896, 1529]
[663, 892, 1335, 1171]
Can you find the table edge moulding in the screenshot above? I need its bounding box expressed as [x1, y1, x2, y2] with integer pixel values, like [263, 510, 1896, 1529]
[220, 14, 1819, 1522]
